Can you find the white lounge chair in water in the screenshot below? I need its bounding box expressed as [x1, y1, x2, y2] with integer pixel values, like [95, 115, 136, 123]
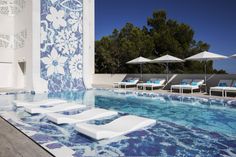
[170, 79, 192, 93]
[75, 115, 156, 140]
[181, 79, 204, 93]
[24, 103, 85, 114]
[47, 108, 118, 124]
[210, 80, 232, 97]
[12, 99, 67, 107]
[137, 78, 166, 90]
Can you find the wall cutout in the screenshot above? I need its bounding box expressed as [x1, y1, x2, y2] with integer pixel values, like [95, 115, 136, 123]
[40, 0, 84, 93]
[0, 0, 26, 16]
[0, 29, 27, 49]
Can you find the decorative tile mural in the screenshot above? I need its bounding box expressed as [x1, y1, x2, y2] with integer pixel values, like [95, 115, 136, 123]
[0, 0, 26, 16]
[40, 0, 84, 93]
[0, 29, 27, 49]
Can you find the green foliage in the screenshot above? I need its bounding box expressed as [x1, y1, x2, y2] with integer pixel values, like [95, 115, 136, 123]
[95, 10, 225, 74]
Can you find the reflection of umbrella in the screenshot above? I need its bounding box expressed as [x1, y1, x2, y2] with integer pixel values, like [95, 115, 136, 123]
[150, 55, 184, 81]
[185, 51, 228, 92]
[126, 56, 151, 80]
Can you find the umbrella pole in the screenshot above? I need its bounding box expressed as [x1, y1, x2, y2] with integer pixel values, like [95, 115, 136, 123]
[204, 60, 207, 93]
[167, 63, 169, 82]
[140, 64, 143, 81]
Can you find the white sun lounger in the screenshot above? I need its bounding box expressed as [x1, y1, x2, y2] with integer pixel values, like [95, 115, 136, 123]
[181, 79, 204, 93]
[113, 77, 133, 88]
[75, 115, 156, 140]
[224, 80, 236, 97]
[171, 79, 192, 93]
[24, 103, 86, 114]
[47, 108, 118, 124]
[13, 99, 67, 107]
[210, 80, 232, 97]
[115, 78, 140, 89]
[120, 81, 139, 88]
[138, 78, 166, 90]
[224, 87, 236, 97]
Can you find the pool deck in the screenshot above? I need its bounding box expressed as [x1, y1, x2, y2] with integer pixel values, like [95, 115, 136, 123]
[0, 117, 53, 157]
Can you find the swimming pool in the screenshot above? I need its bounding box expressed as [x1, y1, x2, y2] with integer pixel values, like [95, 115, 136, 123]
[0, 89, 236, 156]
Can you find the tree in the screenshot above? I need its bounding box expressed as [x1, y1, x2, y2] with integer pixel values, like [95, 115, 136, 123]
[95, 10, 226, 74]
[96, 23, 155, 73]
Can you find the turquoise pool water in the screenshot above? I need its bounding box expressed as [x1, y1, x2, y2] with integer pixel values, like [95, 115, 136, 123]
[94, 89, 236, 137]
[0, 89, 236, 156]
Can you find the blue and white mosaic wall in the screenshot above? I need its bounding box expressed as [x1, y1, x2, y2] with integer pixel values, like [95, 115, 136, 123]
[40, 0, 84, 93]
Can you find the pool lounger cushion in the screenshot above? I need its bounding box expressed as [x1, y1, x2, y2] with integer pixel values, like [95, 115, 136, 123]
[24, 103, 85, 114]
[13, 99, 67, 107]
[75, 115, 156, 140]
[47, 108, 118, 124]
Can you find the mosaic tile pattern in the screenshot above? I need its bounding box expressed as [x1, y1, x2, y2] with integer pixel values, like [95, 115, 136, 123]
[0, 0, 25, 16]
[40, 0, 84, 93]
[0, 29, 27, 49]
[14, 29, 27, 48]
[101, 88, 236, 108]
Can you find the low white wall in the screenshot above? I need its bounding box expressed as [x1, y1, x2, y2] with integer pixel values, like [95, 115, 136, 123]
[93, 74, 127, 86]
[0, 63, 13, 88]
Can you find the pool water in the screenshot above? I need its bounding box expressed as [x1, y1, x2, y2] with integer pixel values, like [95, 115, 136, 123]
[95, 90, 236, 137]
[0, 89, 236, 156]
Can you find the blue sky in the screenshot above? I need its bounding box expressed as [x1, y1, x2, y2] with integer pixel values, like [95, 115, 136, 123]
[95, 0, 236, 74]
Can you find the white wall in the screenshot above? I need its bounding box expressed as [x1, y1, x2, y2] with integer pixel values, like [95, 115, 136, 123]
[0, 14, 15, 62]
[0, 63, 13, 88]
[13, 0, 33, 90]
[83, 0, 95, 89]
[0, 0, 32, 89]
[0, 5, 15, 88]
[0, 16, 15, 34]
[0, 0, 95, 91]
[31, 0, 48, 93]
[0, 52, 14, 63]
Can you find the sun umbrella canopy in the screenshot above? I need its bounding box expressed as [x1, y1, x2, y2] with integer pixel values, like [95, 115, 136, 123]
[185, 51, 227, 93]
[185, 51, 227, 61]
[126, 56, 151, 64]
[126, 56, 151, 81]
[150, 55, 184, 81]
[151, 54, 184, 63]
